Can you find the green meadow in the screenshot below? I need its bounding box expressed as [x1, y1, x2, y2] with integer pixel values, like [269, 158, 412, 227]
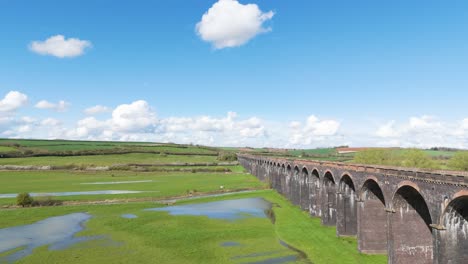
[0, 139, 388, 263]
[0, 191, 386, 264]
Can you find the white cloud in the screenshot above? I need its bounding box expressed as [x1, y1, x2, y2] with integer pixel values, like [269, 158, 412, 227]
[84, 105, 110, 115]
[35, 100, 69, 112]
[288, 115, 341, 146]
[111, 100, 157, 132]
[0, 91, 28, 113]
[374, 116, 468, 149]
[409, 115, 441, 130]
[376, 120, 399, 138]
[196, 0, 274, 49]
[41, 118, 62, 127]
[29, 35, 91, 58]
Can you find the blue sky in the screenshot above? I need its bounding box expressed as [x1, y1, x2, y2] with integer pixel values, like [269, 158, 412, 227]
[0, 0, 467, 148]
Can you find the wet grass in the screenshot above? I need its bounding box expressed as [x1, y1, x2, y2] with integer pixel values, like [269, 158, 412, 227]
[0, 190, 386, 264]
[0, 169, 264, 206]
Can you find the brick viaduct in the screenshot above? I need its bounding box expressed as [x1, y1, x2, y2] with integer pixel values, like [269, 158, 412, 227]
[238, 154, 468, 264]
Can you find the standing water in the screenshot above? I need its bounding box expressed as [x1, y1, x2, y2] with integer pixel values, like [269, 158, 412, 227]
[0, 213, 94, 262]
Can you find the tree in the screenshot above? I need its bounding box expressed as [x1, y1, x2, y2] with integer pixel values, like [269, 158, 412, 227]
[399, 149, 436, 169]
[353, 148, 437, 169]
[353, 149, 397, 166]
[448, 151, 468, 171]
[16, 192, 33, 207]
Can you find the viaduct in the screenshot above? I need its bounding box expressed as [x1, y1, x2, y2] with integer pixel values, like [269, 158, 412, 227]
[238, 154, 468, 264]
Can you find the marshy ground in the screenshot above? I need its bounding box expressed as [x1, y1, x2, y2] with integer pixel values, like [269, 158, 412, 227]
[0, 139, 386, 263]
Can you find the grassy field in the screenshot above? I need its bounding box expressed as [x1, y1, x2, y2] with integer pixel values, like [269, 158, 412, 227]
[0, 139, 391, 263]
[0, 169, 263, 206]
[0, 191, 386, 264]
[0, 153, 219, 167]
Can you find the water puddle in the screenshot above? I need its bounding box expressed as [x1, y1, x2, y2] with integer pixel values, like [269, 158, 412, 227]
[157, 190, 259, 204]
[221, 241, 241, 247]
[0, 190, 146, 198]
[145, 197, 272, 220]
[80, 180, 153, 185]
[0, 213, 101, 262]
[121, 214, 138, 219]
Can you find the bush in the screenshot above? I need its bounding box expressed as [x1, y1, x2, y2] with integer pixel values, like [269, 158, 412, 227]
[448, 151, 468, 171]
[217, 152, 237, 162]
[17, 192, 34, 207]
[399, 149, 436, 169]
[353, 149, 397, 166]
[353, 148, 437, 169]
[33, 196, 63, 206]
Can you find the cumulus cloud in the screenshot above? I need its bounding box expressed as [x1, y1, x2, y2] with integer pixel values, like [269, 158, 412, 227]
[84, 105, 110, 115]
[111, 100, 157, 132]
[159, 112, 267, 146]
[0, 91, 28, 113]
[41, 118, 62, 127]
[29, 35, 91, 58]
[35, 100, 69, 112]
[375, 115, 468, 149]
[288, 115, 341, 146]
[376, 120, 399, 138]
[196, 0, 274, 49]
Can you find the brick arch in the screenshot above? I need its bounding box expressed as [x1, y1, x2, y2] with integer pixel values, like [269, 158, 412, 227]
[389, 185, 433, 263]
[293, 165, 300, 173]
[390, 180, 423, 209]
[437, 194, 468, 263]
[339, 172, 355, 186]
[323, 170, 336, 183]
[437, 189, 468, 225]
[337, 173, 357, 236]
[309, 168, 321, 217]
[357, 178, 388, 254]
[311, 168, 320, 179]
[300, 166, 310, 211]
[321, 170, 337, 226]
[358, 176, 386, 205]
[290, 165, 301, 205]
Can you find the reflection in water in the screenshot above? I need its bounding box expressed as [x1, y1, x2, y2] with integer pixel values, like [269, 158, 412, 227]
[0, 190, 145, 198]
[144, 197, 272, 220]
[221, 241, 241, 247]
[121, 214, 138, 219]
[0, 213, 98, 263]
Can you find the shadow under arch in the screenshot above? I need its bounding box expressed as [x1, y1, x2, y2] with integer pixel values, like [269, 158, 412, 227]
[437, 195, 468, 263]
[357, 178, 387, 254]
[310, 169, 321, 217]
[337, 174, 357, 236]
[300, 167, 310, 211]
[321, 171, 337, 226]
[389, 185, 433, 263]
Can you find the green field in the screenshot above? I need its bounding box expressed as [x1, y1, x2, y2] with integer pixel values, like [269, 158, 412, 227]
[0, 169, 263, 206]
[0, 139, 391, 263]
[0, 153, 219, 167]
[0, 191, 386, 264]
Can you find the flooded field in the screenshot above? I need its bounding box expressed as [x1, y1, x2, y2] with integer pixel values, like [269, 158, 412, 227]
[145, 197, 272, 220]
[0, 213, 96, 262]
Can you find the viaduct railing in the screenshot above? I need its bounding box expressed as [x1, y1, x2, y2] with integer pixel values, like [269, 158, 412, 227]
[238, 154, 468, 264]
